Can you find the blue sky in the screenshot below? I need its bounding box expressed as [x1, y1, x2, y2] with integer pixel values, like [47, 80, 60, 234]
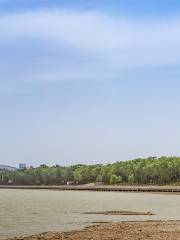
[1, 1, 180, 167]
[1, 0, 180, 15]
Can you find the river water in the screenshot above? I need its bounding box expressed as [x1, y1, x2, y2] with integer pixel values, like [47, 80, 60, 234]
[0, 189, 180, 239]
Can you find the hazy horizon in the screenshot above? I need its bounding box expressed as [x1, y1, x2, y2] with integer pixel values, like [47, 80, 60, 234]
[1, 0, 180, 167]
[2, 155, 179, 168]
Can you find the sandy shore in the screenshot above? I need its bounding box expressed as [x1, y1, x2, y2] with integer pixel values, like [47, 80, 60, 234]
[10, 221, 180, 240]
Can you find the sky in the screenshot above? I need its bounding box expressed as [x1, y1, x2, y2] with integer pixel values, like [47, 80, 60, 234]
[1, 0, 180, 167]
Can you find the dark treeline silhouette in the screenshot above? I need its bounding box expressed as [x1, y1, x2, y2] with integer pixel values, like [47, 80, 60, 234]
[1, 157, 180, 185]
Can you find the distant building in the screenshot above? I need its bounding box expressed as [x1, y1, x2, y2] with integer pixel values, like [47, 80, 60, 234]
[95, 182, 104, 186]
[67, 181, 74, 186]
[8, 179, 13, 184]
[19, 163, 27, 169]
[0, 165, 17, 171]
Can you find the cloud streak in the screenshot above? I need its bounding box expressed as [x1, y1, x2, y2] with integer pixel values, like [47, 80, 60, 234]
[0, 9, 180, 85]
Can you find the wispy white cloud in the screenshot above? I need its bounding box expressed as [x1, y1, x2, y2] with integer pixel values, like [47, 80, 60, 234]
[0, 9, 180, 85]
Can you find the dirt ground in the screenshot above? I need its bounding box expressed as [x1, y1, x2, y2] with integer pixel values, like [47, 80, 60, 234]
[11, 221, 180, 240]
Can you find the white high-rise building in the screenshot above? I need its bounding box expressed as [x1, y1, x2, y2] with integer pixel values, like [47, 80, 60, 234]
[19, 163, 27, 169]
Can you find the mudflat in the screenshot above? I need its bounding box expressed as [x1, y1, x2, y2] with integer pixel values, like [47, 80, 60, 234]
[83, 210, 154, 215]
[10, 221, 180, 240]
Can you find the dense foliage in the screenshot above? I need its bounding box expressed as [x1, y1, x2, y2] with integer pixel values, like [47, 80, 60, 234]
[1, 157, 180, 185]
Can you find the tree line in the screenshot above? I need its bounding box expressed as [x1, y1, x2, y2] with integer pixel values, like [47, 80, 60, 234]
[1, 157, 180, 185]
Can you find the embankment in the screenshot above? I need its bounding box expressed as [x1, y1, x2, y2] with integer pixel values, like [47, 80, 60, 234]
[1, 184, 180, 193]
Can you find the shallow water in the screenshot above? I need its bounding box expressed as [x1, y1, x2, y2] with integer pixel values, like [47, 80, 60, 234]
[0, 189, 180, 239]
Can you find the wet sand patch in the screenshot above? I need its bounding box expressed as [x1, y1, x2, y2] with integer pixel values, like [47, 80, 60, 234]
[83, 210, 154, 215]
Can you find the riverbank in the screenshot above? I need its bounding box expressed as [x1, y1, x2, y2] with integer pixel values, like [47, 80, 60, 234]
[10, 221, 180, 240]
[1, 184, 180, 194]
